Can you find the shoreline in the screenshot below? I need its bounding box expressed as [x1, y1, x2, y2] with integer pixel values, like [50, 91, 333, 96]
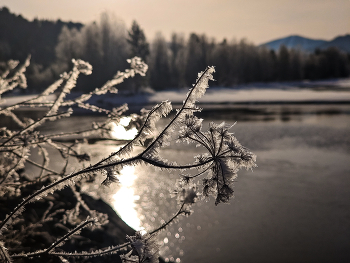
[2, 102, 350, 131]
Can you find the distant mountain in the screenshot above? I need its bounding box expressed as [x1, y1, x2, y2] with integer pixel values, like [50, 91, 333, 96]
[260, 34, 350, 53]
[318, 34, 350, 53]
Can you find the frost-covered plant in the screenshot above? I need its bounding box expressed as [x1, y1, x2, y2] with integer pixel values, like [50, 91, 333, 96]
[0, 56, 256, 263]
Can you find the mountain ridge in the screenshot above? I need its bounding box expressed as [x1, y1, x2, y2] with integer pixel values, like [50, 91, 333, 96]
[260, 34, 350, 53]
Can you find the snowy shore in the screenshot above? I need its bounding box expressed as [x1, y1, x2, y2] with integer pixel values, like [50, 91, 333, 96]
[1, 79, 350, 113]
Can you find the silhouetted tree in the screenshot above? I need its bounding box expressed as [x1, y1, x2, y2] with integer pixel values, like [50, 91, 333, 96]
[212, 39, 231, 86]
[126, 20, 150, 92]
[304, 47, 350, 80]
[319, 47, 349, 78]
[0, 7, 83, 91]
[127, 20, 150, 61]
[278, 45, 290, 81]
[185, 33, 209, 86]
[169, 33, 186, 87]
[257, 47, 277, 82]
[149, 33, 171, 90]
[289, 49, 304, 80]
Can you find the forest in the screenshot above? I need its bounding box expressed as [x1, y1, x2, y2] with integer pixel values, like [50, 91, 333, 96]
[1, 6, 350, 93]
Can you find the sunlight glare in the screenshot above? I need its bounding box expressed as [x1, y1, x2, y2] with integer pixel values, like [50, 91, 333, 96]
[110, 117, 138, 140]
[112, 165, 143, 230]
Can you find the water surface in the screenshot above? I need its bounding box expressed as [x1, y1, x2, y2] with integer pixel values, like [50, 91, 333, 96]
[25, 109, 350, 263]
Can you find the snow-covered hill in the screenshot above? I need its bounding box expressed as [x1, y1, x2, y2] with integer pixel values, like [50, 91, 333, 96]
[260, 34, 350, 53]
[319, 34, 350, 53]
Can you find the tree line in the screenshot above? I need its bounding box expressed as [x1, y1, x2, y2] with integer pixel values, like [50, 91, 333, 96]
[1, 7, 349, 93]
[55, 19, 350, 92]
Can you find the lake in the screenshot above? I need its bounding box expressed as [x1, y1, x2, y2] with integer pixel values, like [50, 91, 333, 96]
[24, 104, 350, 263]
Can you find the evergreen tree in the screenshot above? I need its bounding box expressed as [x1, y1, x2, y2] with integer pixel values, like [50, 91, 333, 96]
[185, 33, 209, 86]
[212, 39, 231, 86]
[127, 20, 150, 61]
[149, 33, 171, 90]
[126, 20, 150, 93]
[169, 33, 185, 87]
[278, 45, 291, 81]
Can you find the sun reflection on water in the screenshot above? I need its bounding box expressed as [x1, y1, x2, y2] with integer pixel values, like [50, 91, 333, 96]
[110, 117, 142, 230]
[112, 165, 143, 230]
[110, 117, 138, 140]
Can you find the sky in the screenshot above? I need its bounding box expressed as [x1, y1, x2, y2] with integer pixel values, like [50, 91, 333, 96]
[0, 0, 349, 44]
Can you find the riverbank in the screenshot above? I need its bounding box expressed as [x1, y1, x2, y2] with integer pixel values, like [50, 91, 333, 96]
[71, 86, 350, 113]
[1, 89, 350, 128]
[2, 79, 350, 113]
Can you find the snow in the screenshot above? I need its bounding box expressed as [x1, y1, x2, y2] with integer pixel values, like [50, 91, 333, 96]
[0, 94, 56, 107]
[94, 80, 350, 110]
[1, 79, 350, 111]
[148, 88, 350, 104]
[95, 80, 350, 109]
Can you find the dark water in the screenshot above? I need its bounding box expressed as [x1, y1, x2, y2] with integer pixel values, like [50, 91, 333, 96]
[25, 109, 350, 263]
[121, 114, 350, 263]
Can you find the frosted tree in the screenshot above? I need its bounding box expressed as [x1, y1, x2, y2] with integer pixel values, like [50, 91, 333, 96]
[54, 12, 129, 92]
[0, 55, 256, 263]
[55, 26, 82, 66]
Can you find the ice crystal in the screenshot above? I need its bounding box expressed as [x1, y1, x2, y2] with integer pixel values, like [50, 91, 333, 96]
[125, 231, 160, 263]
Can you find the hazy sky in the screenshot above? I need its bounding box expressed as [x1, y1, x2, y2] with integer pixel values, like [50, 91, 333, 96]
[1, 0, 349, 44]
